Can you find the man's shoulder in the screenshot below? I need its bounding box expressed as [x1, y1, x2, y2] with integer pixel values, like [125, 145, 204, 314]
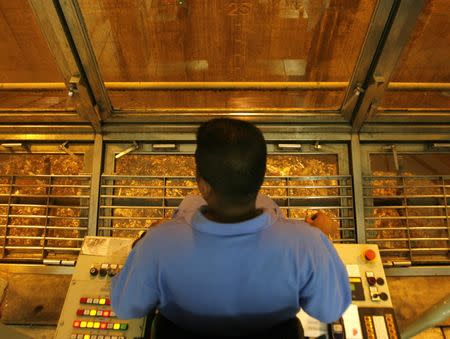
[270, 217, 327, 248]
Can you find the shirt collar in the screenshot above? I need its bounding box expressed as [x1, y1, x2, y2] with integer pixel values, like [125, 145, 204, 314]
[191, 207, 273, 236]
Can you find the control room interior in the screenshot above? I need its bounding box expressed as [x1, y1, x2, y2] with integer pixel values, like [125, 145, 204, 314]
[0, 0, 449, 338]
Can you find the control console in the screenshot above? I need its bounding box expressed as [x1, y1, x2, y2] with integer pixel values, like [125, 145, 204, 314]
[299, 244, 400, 339]
[55, 237, 148, 339]
[57, 238, 399, 339]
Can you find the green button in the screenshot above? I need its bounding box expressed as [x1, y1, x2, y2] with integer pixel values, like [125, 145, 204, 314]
[120, 323, 128, 330]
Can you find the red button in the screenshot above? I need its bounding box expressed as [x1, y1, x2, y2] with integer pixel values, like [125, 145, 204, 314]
[76, 309, 84, 316]
[364, 249, 376, 261]
[80, 297, 87, 304]
[105, 298, 111, 305]
[73, 320, 80, 328]
[102, 310, 110, 317]
[100, 322, 107, 329]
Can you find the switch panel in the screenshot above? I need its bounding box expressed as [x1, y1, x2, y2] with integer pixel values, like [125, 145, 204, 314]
[55, 237, 147, 339]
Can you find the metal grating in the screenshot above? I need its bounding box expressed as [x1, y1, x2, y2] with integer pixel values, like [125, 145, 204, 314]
[363, 175, 450, 265]
[0, 174, 91, 262]
[98, 174, 355, 243]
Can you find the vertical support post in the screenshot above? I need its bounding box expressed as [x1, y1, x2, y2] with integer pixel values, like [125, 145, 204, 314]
[88, 134, 103, 236]
[351, 134, 366, 243]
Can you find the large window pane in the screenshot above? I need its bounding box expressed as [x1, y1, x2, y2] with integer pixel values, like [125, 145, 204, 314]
[79, 0, 376, 109]
[99, 153, 353, 242]
[0, 1, 73, 110]
[380, 0, 450, 109]
[365, 153, 450, 264]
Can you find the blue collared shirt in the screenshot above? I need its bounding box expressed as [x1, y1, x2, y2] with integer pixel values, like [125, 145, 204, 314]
[111, 195, 351, 335]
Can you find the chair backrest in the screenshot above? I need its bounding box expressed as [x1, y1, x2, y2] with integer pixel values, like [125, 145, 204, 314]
[150, 313, 304, 339]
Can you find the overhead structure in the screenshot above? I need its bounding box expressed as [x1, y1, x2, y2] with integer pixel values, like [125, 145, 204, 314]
[0, 2, 449, 332]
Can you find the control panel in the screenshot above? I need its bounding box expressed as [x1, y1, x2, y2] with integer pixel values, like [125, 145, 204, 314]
[299, 244, 400, 339]
[55, 237, 148, 339]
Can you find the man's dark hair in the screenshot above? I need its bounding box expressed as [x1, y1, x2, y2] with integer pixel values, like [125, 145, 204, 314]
[195, 118, 267, 203]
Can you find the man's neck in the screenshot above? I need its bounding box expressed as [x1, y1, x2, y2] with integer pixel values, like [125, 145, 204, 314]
[202, 204, 263, 223]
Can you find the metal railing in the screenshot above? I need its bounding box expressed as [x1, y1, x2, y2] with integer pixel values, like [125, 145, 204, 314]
[0, 175, 91, 262]
[98, 174, 355, 242]
[363, 175, 450, 266]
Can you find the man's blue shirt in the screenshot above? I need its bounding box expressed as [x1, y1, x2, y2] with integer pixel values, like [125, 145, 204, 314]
[111, 195, 351, 335]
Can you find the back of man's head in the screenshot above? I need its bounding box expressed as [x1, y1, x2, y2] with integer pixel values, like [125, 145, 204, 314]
[195, 118, 267, 204]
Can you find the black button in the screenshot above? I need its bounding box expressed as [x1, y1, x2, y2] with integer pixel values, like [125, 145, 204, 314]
[376, 277, 385, 285]
[108, 269, 117, 277]
[367, 277, 377, 286]
[89, 267, 98, 276]
[99, 268, 108, 277]
[379, 292, 389, 301]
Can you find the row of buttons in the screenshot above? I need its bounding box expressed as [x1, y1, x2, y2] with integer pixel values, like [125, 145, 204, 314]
[364, 316, 376, 339]
[365, 272, 388, 301]
[71, 334, 125, 339]
[90, 264, 123, 278]
[73, 320, 128, 330]
[76, 309, 116, 318]
[80, 297, 111, 305]
[366, 271, 385, 286]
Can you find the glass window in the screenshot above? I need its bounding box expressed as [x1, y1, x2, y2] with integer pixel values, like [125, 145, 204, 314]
[100, 152, 354, 243]
[0, 154, 89, 261]
[79, 0, 376, 110]
[380, 0, 450, 109]
[0, 1, 73, 109]
[365, 153, 450, 264]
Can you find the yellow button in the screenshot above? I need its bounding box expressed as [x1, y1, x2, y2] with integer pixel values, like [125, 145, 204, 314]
[113, 323, 120, 330]
[80, 321, 87, 328]
[83, 335, 90, 339]
[87, 321, 94, 329]
[90, 309, 97, 316]
[99, 298, 106, 305]
[94, 322, 100, 329]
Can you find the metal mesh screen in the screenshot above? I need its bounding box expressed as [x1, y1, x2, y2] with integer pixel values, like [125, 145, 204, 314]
[0, 174, 91, 262]
[0, 153, 90, 262]
[99, 154, 355, 242]
[364, 175, 450, 265]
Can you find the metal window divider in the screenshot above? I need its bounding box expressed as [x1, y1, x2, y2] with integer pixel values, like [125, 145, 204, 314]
[1, 176, 14, 259]
[41, 176, 53, 260]
[442, 176, 450, 252]
[88, 134, 103, 236]
[401, 176, 413, 264]
[285, 177, 290, 219]
[162, 177, 168, 221]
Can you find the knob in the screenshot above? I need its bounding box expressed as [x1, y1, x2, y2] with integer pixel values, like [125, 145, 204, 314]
[364, 249, 376, 261]
[99, 268, 108, 277]
[379, 292, 389, 301]
[89, 266, 98, 276]
[108, 269, 117, 277]
[376, 277, 385, 286]
[367, 277, 376, 286]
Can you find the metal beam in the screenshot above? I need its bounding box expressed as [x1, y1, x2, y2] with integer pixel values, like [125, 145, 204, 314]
[350, 134, 366, 243]
[342, 0, 395, 121]
[0, 111, 84, 123]
[109, 111, 347, 124]
[360, 132, 450, 142]
[350, 0, 427, 131]
[0, 125, 93, 134]
[28, 0, 102, 132]
[102, 123, 352, 138]
[385, 266, 450, 277]
[58, 0, 112, 120]
[2, 81, 449, 92]
[87, 134, 103, 236]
